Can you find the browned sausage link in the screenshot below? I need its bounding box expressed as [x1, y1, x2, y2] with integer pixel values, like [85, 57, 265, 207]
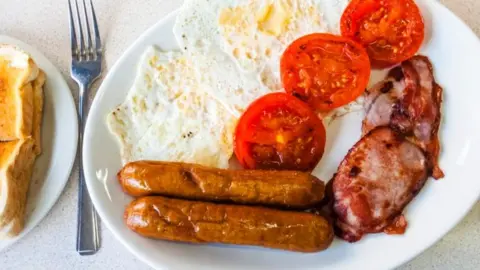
[118, 161, 325, 208]
[125, 196, 334, 253]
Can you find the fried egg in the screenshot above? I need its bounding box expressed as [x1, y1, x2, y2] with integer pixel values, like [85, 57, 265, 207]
[174, 1, 272, 117]
[107, 46, 236, 168]
[175, 0, 350, 92]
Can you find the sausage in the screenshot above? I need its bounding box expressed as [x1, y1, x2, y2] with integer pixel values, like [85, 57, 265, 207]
[118, 161, 325, 208]
[124, 196, 334, 253]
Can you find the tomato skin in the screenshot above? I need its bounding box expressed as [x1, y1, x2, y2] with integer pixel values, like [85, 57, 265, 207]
[280, 33, 371, 112]
[234, 93, 326, 171]
[341, 0, 425, 67]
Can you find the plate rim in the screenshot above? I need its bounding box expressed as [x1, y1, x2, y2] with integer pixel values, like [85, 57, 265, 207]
[0, 35, 79, 251]
[83, 1, 480, 269]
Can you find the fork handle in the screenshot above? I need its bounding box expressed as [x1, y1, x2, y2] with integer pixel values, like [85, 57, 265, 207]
[76, 82, 100, 255]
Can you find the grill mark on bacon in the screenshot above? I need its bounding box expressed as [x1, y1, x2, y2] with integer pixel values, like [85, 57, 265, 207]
[388, 66, 405, 81]
[349, 166, 361, 177]
[380, 81, 394, 93]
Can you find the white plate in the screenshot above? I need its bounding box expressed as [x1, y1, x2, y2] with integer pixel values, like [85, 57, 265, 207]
[83, 1, 480, 269]
[0, 36, 78, 251]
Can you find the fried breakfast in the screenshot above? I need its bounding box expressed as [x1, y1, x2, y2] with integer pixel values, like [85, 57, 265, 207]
[0, 45, 45, 238]
[118, 161, 325, 208]
[107, 0, 444, 252]
[125, 196, 334, 253]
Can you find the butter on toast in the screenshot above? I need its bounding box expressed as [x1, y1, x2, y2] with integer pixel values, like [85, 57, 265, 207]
[0, 44, 40, 141]
[0, 138, 36, 238]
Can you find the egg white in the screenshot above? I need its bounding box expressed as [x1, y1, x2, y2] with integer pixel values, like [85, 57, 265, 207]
[174, 0, 275, 118]
[107, 46, 236, 168]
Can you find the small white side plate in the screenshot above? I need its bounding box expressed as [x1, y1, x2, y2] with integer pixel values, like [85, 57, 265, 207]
[0, 35, 78, 251]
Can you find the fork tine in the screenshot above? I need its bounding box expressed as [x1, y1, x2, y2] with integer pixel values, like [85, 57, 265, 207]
[74, 0, 86, 58]
[68, 0, 78, 59]
[82, 0, 93, 56]
[89, 0, 102, 53]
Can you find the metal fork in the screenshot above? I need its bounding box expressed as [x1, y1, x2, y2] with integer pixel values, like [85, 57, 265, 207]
[68, 0, 102, 256]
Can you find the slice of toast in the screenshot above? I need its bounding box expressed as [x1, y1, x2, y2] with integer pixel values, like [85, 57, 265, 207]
[0, 44, 40, 141]
[0, 45, 45, 238]
[31, 70, 45, 155]
[0, 138, 36, 238]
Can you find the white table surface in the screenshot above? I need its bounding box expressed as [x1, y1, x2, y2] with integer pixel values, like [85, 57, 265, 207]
[0, 0, 479, 269]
